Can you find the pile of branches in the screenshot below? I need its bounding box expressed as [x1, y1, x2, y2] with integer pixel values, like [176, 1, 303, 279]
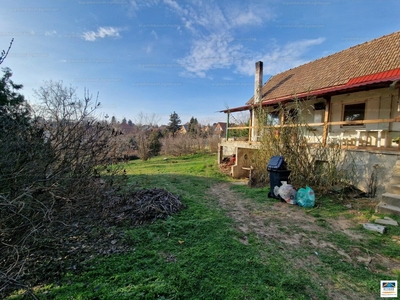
[103, 188, 187, 225]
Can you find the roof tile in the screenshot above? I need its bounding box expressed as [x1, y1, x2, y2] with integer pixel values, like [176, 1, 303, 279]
[248, 31, 400, 104]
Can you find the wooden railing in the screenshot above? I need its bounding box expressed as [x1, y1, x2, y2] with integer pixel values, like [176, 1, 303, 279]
[225, 117, 400, 148]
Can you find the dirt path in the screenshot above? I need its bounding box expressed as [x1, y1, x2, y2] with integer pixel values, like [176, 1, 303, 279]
[209, 182, 400, 299]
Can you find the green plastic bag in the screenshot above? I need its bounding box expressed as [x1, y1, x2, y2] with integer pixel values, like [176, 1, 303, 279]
[296, 186, 315, 208]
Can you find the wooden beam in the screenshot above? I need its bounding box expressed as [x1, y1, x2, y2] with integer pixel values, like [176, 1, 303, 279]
[327, 118, 400, 126]
[227, 117, 400, 131]
[226, 112, 230, 140]
[248, 110, 252, 141]
[322, 97, 330, 146]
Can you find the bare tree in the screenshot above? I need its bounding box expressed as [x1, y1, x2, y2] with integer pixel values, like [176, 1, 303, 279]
[135, 111, 160, 127]
[0, 39, 14, 65]
[0, 79, 125, 297]
[133, 112, 162, 160]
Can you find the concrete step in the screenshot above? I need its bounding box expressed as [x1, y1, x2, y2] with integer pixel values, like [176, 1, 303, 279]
[386, 185, 400, 195]
[391, 165, 400, 175]
[375, 202, 400, 216]
[388, 174, 400, 183]
[381, 193, 400, 206]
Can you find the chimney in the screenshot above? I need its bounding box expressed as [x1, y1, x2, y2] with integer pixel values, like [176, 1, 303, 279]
[254, 61, 263, 103]
[251, 61, 263, 141]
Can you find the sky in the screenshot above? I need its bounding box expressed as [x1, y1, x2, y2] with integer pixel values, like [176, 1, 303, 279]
[1, 0, 400, 125]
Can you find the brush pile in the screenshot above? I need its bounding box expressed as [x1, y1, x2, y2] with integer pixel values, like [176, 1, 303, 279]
[103, 188, 187, 225]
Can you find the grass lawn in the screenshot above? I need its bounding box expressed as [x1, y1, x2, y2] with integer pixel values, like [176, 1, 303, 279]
[7, 153, 400, 299]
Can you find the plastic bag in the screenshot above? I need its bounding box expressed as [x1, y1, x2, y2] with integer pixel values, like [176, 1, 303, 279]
[296, 186, 315, 208]
[274, 181, 297, 205]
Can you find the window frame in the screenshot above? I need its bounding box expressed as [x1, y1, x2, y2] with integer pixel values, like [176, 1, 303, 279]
[283, 108, 299, 124]
[267, 111, 280, 126]
[341, 102, 366, 127]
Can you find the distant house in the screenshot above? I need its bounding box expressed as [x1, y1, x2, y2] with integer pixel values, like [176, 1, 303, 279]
[119, 123, 135, 134]
[179, 124, 189, 134]
[214, 122, 227, 137]
[219, 31, 400, 212]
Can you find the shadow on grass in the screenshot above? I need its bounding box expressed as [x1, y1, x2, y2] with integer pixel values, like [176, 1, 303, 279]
[19, 173, 323, 300]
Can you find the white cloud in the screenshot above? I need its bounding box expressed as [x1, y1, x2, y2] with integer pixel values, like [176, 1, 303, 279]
[163, 0, 274, 77]
[231, 10, 263, 27]
[163, 0, 229, 34]
[178, 35, 243, 78]
[125, 0, 322, 78]
[151, 30, 158, 40]
[128, 0, 159, 15]
[235, 38, 326, 76]
[81, 26, 123, 42]
[226, 4, 270, 27]
[45, 30, 57, 36]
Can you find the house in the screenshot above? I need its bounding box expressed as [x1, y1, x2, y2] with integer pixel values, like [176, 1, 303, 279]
[214, 122, 227, 137]
[219, 31, 400, 214]
[179, 124, 189, 134]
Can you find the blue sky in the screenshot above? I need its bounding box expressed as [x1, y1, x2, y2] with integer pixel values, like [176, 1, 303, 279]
[1, 0, 400, 125]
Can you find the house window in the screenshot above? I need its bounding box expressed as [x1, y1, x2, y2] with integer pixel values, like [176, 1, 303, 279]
[267, 112, 280, 125]
[284, 108, 299, 124]
[343, 103, 365, 126]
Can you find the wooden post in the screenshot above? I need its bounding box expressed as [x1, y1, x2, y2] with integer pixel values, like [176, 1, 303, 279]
[226, 112, 230, 140]
[248, 110, 252, 141]
[322, 97, 330, 146]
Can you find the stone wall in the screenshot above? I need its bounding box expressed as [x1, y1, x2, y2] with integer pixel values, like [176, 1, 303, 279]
[219, 140, 400, 197]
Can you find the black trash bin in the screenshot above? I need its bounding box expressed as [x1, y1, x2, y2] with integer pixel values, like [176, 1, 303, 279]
[267, 156, 291, 199]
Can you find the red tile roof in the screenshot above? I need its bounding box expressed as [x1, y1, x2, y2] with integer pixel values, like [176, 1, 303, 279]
[346, 67, 400, 85]
[247, 31, 400, 106]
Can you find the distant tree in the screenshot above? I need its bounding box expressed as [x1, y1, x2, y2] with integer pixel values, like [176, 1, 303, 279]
[128, 119, 133, 126]
[135, 111, 160, 127]
[149, 129, 162, 157]
[136, 129, 162, 161]
[0, 67, 25, 108]
[122, 117, 127, 124]
[167, 111, 181, 137]
[188, 116, 200, 137]
[111, 115, 117, 125]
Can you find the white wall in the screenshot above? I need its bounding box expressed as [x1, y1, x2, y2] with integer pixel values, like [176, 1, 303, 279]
[328, 87, 398, 147]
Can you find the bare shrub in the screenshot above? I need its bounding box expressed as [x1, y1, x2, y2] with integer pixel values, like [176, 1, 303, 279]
[208, 134, 220, 153]
[0, 79, 124, 297]
[251, 99, 355, 192]
[135, 128, 162, 161]
[160, 133, 215, 156]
